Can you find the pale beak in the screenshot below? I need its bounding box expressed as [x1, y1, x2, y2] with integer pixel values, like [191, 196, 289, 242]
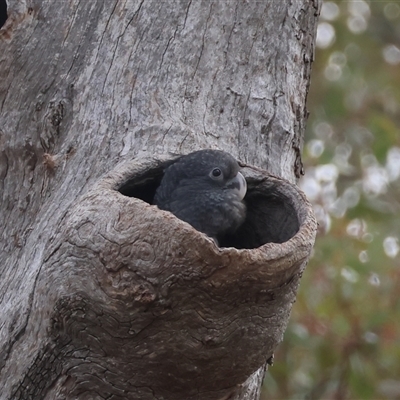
[227, 171, 247, 200]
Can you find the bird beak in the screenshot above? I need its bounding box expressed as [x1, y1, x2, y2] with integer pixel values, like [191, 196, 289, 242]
[227, 171, 247, 200]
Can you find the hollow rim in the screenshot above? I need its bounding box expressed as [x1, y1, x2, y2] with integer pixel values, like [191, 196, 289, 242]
[96, 155, 317, 273]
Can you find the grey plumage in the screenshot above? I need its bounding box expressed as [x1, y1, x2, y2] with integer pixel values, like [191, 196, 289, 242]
[154, 149, 247, 243]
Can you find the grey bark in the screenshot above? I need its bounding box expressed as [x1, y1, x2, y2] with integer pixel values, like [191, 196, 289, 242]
[0, 1, 320, 399]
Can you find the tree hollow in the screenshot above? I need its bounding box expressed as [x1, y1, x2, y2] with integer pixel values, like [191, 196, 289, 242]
[33, 156, 316, 398]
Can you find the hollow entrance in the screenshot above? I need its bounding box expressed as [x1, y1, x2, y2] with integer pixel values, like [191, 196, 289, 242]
[117, 160, 300, 250]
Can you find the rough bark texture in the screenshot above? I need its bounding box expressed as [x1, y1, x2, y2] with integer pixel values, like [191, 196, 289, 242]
[0, 1, 320, 399]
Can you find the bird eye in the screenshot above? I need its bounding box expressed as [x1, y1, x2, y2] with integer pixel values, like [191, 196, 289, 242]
[211, 168, 222, 178]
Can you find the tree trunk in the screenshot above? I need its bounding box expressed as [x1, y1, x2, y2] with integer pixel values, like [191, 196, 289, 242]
[0, 1, 319, 399]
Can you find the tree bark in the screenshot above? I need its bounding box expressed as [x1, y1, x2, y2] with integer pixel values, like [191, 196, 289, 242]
[0, 1, 320, 399]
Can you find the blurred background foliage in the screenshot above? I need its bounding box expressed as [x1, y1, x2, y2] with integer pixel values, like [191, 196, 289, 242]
[263, 1, 400, 399]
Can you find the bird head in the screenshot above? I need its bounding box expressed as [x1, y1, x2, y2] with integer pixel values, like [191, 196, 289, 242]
[154, 149, 247, 243]
[174, 150, 246, 198]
